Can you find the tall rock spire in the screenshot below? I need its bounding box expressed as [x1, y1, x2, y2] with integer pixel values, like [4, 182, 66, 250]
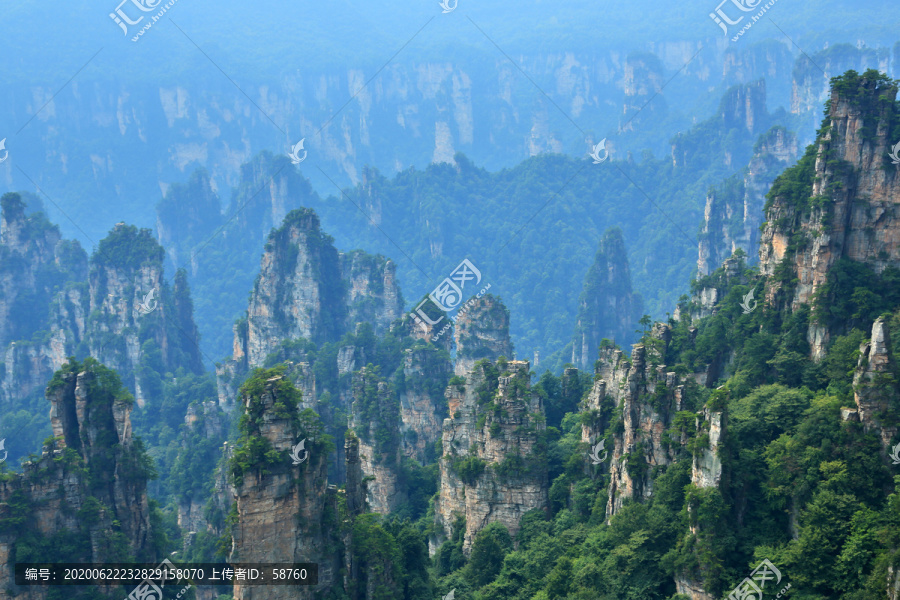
[571, 228, 643, 371]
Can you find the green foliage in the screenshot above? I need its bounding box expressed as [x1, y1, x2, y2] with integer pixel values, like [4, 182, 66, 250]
[449, 455, 487, 486]
[466, 522, 513, 587]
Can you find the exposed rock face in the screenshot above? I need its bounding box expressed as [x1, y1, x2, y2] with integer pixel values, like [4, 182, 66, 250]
[674, 576, 716, 600]
[230, 375, 340, 600]
[216, 209, 404, 406]
[671, 80, 770, 170]
[571, 228, 643, 370]
[853, 317, 899, 448]
[453, 294, 513, 377]
[0, 221, 203, 409]
[691, 407, 724, 490]
[760, 71, 900, 359]
[791, 44, 889, 116]
[697, 126, 799, 276]
[0, 193, 87, 351]
[178, 400, 227, 532]
[399, 346, 451, 464]
[621, 52, 665, 131]
[341, 250, 404, 335]
[604, 337, 682, 518]
[348, 368, 407, 515]
[435, 359, 548, 554]
[0, 361, 154, 598]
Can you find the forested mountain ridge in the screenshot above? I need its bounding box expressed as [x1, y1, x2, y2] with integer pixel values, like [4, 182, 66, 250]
[158, 76, 801, 368]
[1, 69, 900, 600]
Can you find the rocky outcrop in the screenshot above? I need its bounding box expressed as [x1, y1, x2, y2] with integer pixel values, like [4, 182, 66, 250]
[760, 70, 900, 359]
[230, 373, 340, 600]
[791, 44, 889, 115]
[453, 295, 513, 377]
[691, 407, 725, 490]
[399, 346, 452, 464]
[604, 337, 682, 518]
[216, 209, 404, 407]
[0, 220, 203, 409]
[348, 368, 406, 515]
[0, 193, 87, 351]
[571, 228, 643, 370]
[697, 126, 799, 276]
[341, 250, 404, 335]
[435, 359, 548, 554]
[0, 359, 155, 598]
[853, 317, 899, 448]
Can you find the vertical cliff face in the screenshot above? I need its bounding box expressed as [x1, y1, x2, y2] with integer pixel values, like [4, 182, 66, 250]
[1, 220, 203, 408]
[604, 337, 683, 518]
[399, 346, 452, 464]
[230, 372, 340, 600]
[852, 317, 899, 449]
[697, 126, 799, 276]
[340, 251, 404, 335]
[435, 359, 548, 554]
[671, 80, 770, 170]
[760, 70, 900, 358]
[0, 193, 87, 353]
[571, 228, 643, 370]
[621, 53, 666, 131]
[0, 359, 155, 598]
[348, 367, 406, 515]
[240, 209, 347, 368]
[453, 294, 513, 377]
[216, 209, 405, 406]
[791, 44, 890, 116]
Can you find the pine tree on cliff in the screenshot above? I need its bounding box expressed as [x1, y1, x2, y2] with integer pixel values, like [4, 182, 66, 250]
[570, 228, 643, 370]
